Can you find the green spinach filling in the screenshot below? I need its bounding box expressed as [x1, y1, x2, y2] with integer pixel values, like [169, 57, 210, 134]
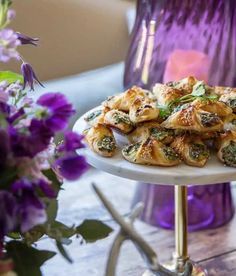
[113, 112, 131, 125]
[85, 110, 102, 121]
[150, 128, 173, 141]
[189, 143, 209, 160]
[97, 136, 116, 152]
[123, 143, 141, 156]
[228, 98, 236, 109]
[163, 146, 179, 160]
[222, 141, 236, 167]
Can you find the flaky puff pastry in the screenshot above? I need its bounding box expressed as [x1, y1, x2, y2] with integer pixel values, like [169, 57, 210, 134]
[122, 138, 181, 167]
[129, 98, 159, 124]
[103, 86, 151, 112]
[153, 83, 185, 106]
[191, 98, 232, 117]
[128, 121, 174, 144]
[167, 76, 198, 94]
[219, 92, 236, 113]
[224, 114, 236, 131]
[84, 124, 116, 157]
[84, 107, 110, 127]
[161, 106, 223, 132]
[104, 109, 134, 134]
[214, 86, 236, 96]
[216, 131, 236, 167]
[171, 135, 209, 167]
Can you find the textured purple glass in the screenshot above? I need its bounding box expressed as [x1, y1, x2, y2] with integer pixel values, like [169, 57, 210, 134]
[125, 0, 235, 231]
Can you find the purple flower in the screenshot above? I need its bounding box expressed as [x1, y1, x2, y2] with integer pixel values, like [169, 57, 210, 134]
[56, 153, 88, 181]
[0, 191, 17, 241]
[10, 119, 53, 158]
[37, 93, 75, 131]
[0, 29, 20, 62]
[8, 107, 25, 124]
[21, 62, 44, 91]
[7, 9, 16, 21]
[11, 179, 48, 232]
[5, 81, 23, 97]
[38, 179, 56, 198]
[0, 128, 10, 168]
[16, 32, 39, 46]
[59, 131, 85, 152]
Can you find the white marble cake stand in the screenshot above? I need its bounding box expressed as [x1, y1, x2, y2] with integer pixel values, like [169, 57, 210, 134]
[73, 108, 236, 276]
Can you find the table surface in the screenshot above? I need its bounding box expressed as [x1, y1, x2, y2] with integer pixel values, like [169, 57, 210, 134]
[40, 168, 236, 276]
[74, 108, 236, 185]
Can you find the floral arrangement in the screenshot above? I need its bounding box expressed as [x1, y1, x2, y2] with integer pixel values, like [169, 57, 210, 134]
[0, 1, 112, 275]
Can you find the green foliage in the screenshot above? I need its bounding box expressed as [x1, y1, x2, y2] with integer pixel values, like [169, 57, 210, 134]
[6, 241, 56, 276]
[56, 241, 72, 263]
[0, 71, 23, 84]
[0, 166, 17, 189]
[76, 219, 113, 243]
[43, 169, 62, 196]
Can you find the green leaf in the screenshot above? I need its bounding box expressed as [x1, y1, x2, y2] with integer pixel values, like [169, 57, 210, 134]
[56, 241, 73, 263]
[7, 232, 21, 240]
[76, 220, 113, 243]
[44, 198, 58, 223]
[157, 105, 172, 119]
[0, 71, 23, 84]
[6, 241, 56, 276]
[0, 166, 17, 189]
[46, 221, 75, 240]
[192, 81, 206, 96]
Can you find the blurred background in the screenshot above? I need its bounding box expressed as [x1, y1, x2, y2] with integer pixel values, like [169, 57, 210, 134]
[1, 0, 135, 81]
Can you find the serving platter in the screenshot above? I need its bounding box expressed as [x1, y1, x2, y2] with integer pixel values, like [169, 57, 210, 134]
[73, 106, 236, 186]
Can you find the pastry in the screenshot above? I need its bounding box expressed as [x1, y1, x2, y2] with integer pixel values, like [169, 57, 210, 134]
[153, 83, 185, 106]
[128, 121, 174, 144]
[129, 98, 159, 124]
[219, 92, 236, 113]
[103, 86, 150, 112]
[171, 135, 210, 167]
[122, 138, 181, 166]
[84, 124, 116, 157]
[104, 109, 134, 134]
[161, 106, 223, 132]
[217, 130, 236, 167]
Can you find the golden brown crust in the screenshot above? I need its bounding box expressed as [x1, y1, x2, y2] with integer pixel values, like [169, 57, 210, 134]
[84, 107, 110, 127]
[103, 86, 151, 112]
[104, 109, 134, 134]
[122, 138, 181, 166]
[219, 92, 236, 113]
[84, 124, 116, 157]
[192, 98, 232, 117]
[128, 121, 174, 144]
[216, 131, 236, 167]
[153, 83, 185, 106]
[129, 97, 159, 124]
[171, 135, 209, 167]
[161, 106, 223, 132]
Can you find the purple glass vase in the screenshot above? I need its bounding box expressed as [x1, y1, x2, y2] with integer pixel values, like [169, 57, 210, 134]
[124, 0, 235, 231]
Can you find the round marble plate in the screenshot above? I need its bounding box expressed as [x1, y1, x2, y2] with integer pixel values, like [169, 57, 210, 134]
[73, 107, 236, 186]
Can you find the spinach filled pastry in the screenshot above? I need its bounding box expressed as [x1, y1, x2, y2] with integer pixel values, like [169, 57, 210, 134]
[128, 121, 174, 144]
[223, 114, 236, 131]
[171, 135, 210, 167]
[166, 76, 198, 94]
[84, 124, 116, 157]
[161, 106, 223, 132]
[104, 109, 134, 134]
[103, 86, 150, 112]
[191, 98, 232, 117]
[219, 92, 236, 113]
[129, 98, 159, 124]
[214, 86, 236, 96]
[122, 138, 181, 166]
[84, 107, 109, 126]
[153, 83, 185, 106]
[217, 130, 236, 167]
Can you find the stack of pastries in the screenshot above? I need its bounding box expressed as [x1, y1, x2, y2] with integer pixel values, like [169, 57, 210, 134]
[83, 77, 236, 168]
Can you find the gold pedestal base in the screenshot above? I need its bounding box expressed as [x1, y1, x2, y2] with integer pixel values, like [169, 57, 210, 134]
[143, 260, 207, 275]
[163, 259, 208, 276]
